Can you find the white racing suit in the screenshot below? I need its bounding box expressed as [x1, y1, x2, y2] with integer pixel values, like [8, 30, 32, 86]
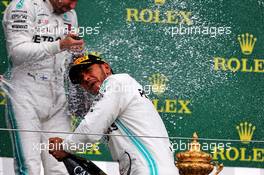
[64, 74, 179, 175]
[2, 0, 78, 174]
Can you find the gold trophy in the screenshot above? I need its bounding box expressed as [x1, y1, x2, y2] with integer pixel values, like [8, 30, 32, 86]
[175, 133, 223, 175]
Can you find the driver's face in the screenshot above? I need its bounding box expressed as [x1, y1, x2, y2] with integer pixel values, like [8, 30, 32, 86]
[80, 64, 109, 95]
[54, 0, 78, 14]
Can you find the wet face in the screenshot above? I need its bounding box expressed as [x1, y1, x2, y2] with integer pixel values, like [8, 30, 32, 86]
[80, 63, 111, 95]
[52, 0, 78, 14]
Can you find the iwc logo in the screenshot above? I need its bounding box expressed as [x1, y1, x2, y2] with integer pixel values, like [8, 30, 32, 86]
[214, 33, 264, 73]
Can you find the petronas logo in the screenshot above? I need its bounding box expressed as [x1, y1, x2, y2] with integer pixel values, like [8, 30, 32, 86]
[236, 122, 256, 144]
[238, 33, 257, 55]
[149, 73, 168, 96]
[16, 0, 25, 9]
[155, 0, 166, 5]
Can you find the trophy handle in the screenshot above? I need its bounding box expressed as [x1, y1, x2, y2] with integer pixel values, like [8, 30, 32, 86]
[212, 161, 224, 175]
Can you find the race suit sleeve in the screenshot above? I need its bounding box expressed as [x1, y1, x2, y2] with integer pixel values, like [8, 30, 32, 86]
[71, 10, 78, 30]
[63, 77, 132, 153]
[2, 0, 61, 66]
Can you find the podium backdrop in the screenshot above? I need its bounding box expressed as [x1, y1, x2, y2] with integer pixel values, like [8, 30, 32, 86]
[0, 0, 263, 168]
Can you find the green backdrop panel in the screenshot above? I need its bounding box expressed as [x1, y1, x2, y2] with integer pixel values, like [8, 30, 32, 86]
[0, 0, 263, 168]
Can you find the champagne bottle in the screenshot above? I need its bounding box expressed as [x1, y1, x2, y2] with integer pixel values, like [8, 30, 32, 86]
[69, 35, 85, 58]
[62, 154, 107, 175]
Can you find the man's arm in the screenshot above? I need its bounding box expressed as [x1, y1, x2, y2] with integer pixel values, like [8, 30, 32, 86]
[2, 0, 83, 66]
[63, 77, 132, 153]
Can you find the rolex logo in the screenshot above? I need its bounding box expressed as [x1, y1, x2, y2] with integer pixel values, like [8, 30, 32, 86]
[238, 33, 257, 55]
[149, 73, 168, 96]
[155, 0, 165, 5]
[236, 122, 256, 144]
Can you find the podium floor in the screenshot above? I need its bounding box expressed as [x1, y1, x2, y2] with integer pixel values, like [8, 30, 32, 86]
[0, 157, 263, 175]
